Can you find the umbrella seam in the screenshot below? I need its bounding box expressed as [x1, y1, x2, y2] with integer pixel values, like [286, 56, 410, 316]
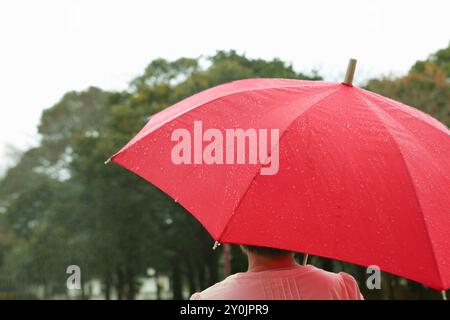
[216, 87, 341, 243]
[358, 92, 445, 288]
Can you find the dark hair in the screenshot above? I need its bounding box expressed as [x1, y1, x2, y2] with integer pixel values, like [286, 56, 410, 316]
[241, 245, 292, 257]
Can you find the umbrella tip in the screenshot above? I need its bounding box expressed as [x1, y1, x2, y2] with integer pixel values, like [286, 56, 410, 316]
[212, 241, 221, 250]
[104, 158, 111, 165]
[342, 58, 357, 86]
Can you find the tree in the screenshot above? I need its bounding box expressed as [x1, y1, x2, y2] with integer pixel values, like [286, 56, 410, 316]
[366, 43, 450, 127]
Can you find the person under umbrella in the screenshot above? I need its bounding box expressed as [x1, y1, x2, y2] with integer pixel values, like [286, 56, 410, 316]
[108, 59, 450, 299]
[190, 245, 363, 300]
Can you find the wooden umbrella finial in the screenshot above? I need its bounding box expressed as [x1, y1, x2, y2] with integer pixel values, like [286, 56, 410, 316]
[342, 58, 357, 86]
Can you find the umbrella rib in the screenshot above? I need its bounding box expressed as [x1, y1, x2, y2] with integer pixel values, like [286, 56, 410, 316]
[110, 82, 337, 161]
[360, 88, 449, 136]
[358, 93, 446, 288]
[216, 87, 341, 244]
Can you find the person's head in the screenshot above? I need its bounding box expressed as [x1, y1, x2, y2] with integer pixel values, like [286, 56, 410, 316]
[240, 245, 298, 272]
[240, 245, 294, 258]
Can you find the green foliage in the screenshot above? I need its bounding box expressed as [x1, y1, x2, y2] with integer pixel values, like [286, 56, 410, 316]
[411, 42, 450, 78]
[367, 43, 450, 126]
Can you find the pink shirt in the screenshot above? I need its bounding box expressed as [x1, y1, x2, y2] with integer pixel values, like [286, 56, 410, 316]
[190, 265, 364, 300]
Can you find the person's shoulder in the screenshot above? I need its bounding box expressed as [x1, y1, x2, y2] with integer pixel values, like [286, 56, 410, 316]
[189, 274, 239, 300]
[303, 265, 341, 281]
[190, 292, 202, 300]
[336, 271, 364, 300]
[302, 266, 363, 299]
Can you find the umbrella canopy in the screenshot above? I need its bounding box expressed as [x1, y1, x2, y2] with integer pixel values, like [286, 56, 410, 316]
[109, 77, 450, 290]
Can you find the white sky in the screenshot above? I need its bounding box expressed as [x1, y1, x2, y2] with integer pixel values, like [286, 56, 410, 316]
[0, 0, 449, 173]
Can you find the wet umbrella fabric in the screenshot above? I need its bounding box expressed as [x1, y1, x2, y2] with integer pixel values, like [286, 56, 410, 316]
[110, 78, 450, 290]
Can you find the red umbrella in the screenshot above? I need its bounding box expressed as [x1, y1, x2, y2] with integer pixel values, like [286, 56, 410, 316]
[108, 60, 450, 293]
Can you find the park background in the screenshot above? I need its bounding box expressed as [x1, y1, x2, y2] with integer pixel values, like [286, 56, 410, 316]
[0, 1, 449, 299]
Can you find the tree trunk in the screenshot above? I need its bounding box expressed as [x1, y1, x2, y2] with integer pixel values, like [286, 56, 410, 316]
[155, 271, 162, 300]
[382, 273, 394, 299]
[125, 268, 138, 300]
[196, 261, 207, 289]
[186, 258, 198, 295]
[223, 244, 231, 278]
[104, 271, 112, 300]
[172, 263, 183, 300]
[206, 251, 219, 286]
[81, 281, 87, 300]
[116, 268, 125, 300]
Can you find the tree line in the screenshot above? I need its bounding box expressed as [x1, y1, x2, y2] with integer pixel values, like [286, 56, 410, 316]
[0, 45, 449, 299]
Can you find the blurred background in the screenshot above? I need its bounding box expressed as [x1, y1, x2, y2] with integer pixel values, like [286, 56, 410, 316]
[0, 0, 449, 299]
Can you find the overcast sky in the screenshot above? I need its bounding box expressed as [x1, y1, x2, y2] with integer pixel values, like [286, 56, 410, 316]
[0, 0, 449, 173]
